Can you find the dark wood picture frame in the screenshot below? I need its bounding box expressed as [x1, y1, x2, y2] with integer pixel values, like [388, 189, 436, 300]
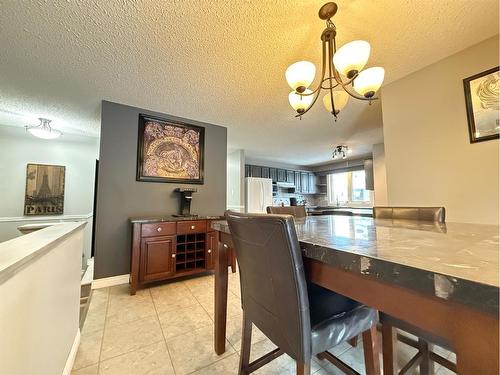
[463, 66, 499, 143]
[136, 114, 205, 184]
[24, 163, 66, 216]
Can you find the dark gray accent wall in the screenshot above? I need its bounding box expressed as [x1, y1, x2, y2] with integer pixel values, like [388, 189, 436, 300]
[95, 101, 227, 278]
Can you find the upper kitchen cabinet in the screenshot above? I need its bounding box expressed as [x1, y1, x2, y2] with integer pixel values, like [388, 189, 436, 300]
[251, 165, 262, 178]
[308, 173, 317, 194]
[286, 170, 295, 184]
[294, 171, 301, 192]
[269, 167, 277, 183]
[300, 172, 309, 193]
[261, 167, 270, 179]
[277, 169, 286, 182]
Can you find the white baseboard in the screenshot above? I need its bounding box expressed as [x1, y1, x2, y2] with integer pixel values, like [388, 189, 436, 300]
[92, 274, 130, 289]
[62, 329, 80, 375]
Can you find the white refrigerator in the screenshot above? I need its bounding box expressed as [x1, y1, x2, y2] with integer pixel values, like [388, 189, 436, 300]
[245, 177, 273, 213]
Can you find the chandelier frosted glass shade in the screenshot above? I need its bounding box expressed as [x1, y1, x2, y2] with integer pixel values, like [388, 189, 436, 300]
[26, 118, 62, 139]
[353, 67, 385, 98]
[332, 40, 371, 78]
[285, 61, 316, 91]
[289, 89, 314, 113]
[323, 91, 349, 114]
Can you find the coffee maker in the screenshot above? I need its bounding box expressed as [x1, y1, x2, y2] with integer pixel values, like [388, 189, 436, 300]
[173, 188, 197, 217]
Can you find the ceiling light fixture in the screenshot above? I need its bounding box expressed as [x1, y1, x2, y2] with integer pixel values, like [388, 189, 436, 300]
[285, 2, 385, 120]
[332, 145, 351, 160]
[26, 118, 62, 139]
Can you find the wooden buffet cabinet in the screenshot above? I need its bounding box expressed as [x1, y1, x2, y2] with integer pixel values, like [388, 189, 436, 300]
[130, 217, 223, 295]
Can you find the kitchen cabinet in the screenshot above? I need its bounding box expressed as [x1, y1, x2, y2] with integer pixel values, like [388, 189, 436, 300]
[277, 169, 286, 182]
[308, 173, 317, 194]
[251, 165, 262, 178]
[286, 170, 295, 184]
[245, 165, 250, 178]
[294, 171, 301, 192]
[261, 167, 270, 179]
[269, 168, 277, 183]
[301, 172, 309, 193]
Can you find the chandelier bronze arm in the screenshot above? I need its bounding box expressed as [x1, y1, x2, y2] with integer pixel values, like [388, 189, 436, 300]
[327, 37, 337, 115]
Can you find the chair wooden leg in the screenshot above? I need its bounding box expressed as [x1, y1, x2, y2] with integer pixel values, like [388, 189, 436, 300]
[418, 338, 434, 375]
[230, 249, 237, 273]
[239, 311, 253, 375]
[362, 325, 381, 375]
[296, 360, 311, 375]
[348, 336, 359, 347]
[382, 324, 397, 375]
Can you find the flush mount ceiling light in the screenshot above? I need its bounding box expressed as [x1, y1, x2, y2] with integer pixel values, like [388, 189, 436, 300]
[332, 145, 351, 160]
[285, 2, 385, 120]
[25, 118, 62, 139]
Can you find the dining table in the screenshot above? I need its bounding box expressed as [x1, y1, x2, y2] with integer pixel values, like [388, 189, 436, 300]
[211, 215, 499, 375]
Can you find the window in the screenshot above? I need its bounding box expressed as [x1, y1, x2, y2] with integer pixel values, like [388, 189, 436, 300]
[327, 170, 372, 206]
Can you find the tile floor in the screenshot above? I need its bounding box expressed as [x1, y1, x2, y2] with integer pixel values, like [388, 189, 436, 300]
[72, 270, 456, 374]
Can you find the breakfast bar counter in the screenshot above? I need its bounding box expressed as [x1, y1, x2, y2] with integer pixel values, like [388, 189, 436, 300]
[211, 216, 499, 374]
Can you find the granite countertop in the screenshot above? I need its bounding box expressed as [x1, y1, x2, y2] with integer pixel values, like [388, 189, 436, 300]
[211, 216, 499, 314]
[130, 215, 224, 224]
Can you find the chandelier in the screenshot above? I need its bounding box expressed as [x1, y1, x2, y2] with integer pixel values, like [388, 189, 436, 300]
[332, 145, 351, 160]
[285, 2, 385, 120]
[25, 118, 62, 139]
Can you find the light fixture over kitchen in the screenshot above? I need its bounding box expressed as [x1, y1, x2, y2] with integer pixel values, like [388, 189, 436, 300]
[332, 145, 351, 160]
[285, 2, 385, 120]
[25, 118, 62, 139]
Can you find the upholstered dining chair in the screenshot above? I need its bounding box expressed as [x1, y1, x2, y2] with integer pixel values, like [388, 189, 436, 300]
[374, 206, 455, 374]
[266, 205, 307, 218]
[373, 206, 445, 222]
[225, 210, 380, 375]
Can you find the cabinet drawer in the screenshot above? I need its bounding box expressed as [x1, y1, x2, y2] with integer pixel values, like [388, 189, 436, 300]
[141, 222, 176, 237]
[177, 220, 207, 234]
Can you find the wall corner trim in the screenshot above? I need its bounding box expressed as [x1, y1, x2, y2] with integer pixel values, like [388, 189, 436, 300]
[62, 329, 80, 375]
[92, 274, 130, 289]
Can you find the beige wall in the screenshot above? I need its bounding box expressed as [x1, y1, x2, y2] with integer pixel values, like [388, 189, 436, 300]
[372, 143, 388, 206]
[382, 35, 499, 224]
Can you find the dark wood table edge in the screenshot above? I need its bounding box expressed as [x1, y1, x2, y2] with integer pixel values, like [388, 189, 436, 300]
[214, 229, 500, 374]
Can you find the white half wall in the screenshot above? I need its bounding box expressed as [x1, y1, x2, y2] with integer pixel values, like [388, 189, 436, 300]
[0, 125, 99, 262]
[381, 35, 499, 224]
[0, 223, 84, 375]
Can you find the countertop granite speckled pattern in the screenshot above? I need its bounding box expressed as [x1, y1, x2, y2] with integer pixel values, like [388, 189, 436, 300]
[130, 215, 223, 223]
[211, 216, 499, 314]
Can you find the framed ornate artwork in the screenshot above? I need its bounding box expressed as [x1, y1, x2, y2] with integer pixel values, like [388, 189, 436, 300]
[24, 163, 65, 215]
[136, 114, 205, 184]
[463, 66, 499, 143]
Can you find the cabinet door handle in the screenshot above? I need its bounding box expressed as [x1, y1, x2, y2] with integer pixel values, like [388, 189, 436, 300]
[191, 225, 195, 229]
[171, 254, 176, 258]
[157, 227, 162, 232]
[208, 249, 212, 254]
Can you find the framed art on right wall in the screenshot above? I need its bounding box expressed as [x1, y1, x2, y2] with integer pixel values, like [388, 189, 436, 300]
[463, 66, 499, 143]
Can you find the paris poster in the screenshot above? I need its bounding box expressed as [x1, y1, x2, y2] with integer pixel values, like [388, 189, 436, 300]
[24, 164, 65, 215]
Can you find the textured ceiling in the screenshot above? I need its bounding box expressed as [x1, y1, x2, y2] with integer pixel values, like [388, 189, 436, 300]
[0, 0, 498, 165]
